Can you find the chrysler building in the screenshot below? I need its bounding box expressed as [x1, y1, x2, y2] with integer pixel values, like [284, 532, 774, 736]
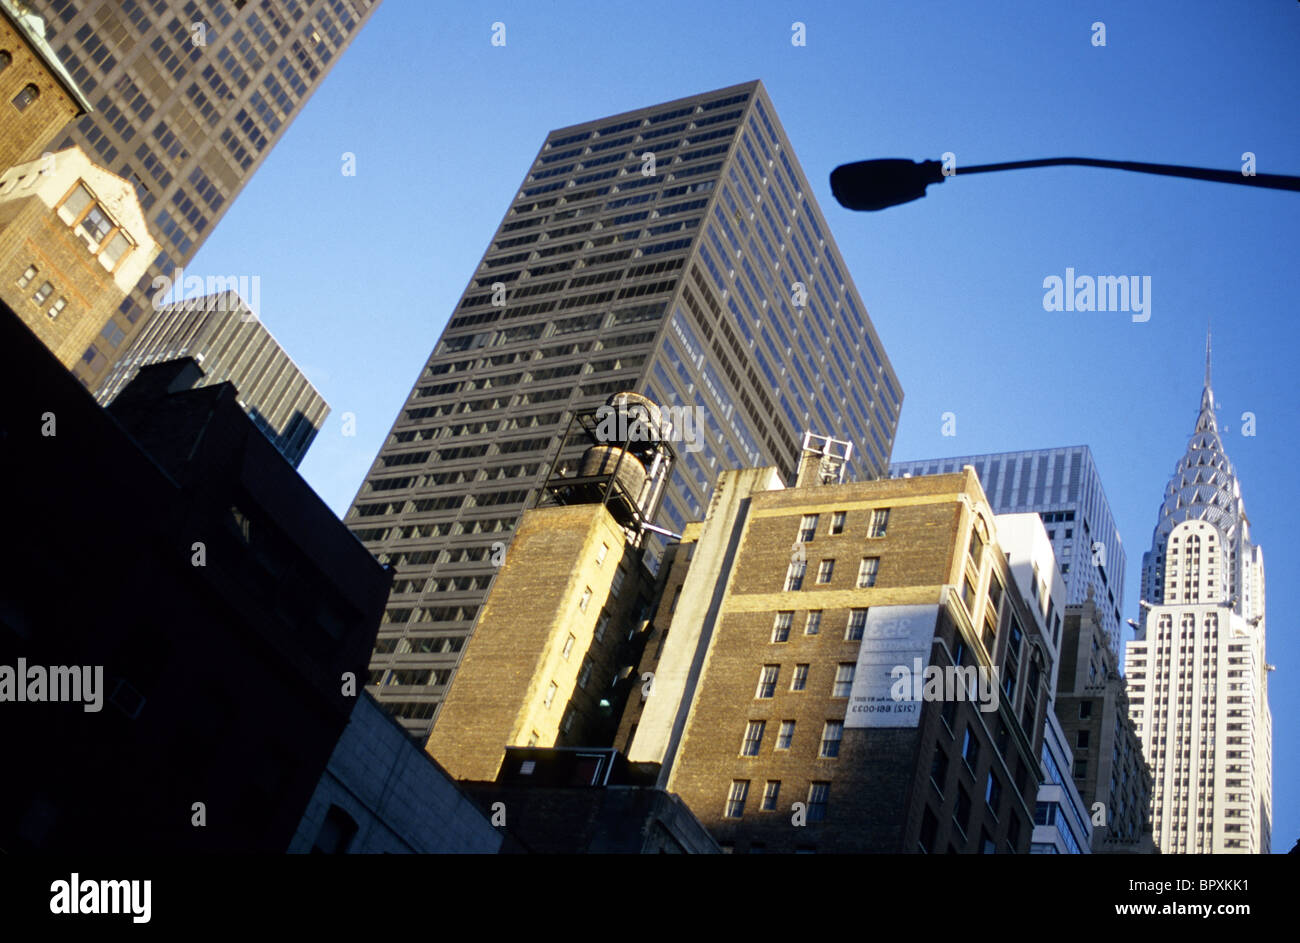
[1125, 335, 1272, 853]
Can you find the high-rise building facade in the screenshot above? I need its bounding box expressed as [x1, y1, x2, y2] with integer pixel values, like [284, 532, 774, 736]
[96, 289, 328, 466]
[891, 447, 1126, 656]
[349, 81, 903, 738]
[1125, 341, 1271, 854]
[22, 0, 381, 388]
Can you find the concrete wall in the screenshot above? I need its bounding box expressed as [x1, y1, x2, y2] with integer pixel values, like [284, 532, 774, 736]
[290, 692, 503, 854]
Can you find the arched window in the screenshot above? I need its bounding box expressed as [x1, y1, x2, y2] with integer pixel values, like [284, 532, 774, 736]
[12, 83, 39, 112]
[0, 51, 13, 75]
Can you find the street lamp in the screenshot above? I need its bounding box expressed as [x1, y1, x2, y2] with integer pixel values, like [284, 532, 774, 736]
[830, 156, 1300, 212]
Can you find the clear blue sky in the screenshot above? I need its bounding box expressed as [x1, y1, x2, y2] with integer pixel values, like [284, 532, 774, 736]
[188, 0, 1299, 851]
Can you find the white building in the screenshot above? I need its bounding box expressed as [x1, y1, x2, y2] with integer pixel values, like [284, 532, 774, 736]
[1125, 337, 1272, 853]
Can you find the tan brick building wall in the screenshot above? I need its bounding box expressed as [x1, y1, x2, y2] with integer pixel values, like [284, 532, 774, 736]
[0, 9, 84, 171]
[0, 147, 155, 368]
[427, 502, 650, 782]
[632, 466, 1054, 853]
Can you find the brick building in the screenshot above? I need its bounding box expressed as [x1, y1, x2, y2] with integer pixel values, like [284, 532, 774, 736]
[427, 394, 670, 782]
[20, 0, 381, 389]
[0, 145, 156, 366]
[0, 0, 89, 171]
[619, 437, 1056, 852]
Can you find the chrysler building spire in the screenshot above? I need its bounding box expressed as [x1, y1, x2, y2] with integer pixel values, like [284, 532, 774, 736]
[1126, 337, 1272, 853]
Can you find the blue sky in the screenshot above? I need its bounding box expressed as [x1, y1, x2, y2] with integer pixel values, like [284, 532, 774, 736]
[187, 0, 1299, 850]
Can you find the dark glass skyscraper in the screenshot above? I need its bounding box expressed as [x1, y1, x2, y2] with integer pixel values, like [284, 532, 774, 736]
[349, 81, 903, 737]
[22, 0, 381, 389]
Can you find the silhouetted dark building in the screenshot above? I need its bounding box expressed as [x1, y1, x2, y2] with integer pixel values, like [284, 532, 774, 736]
[0, 305, 390, 852]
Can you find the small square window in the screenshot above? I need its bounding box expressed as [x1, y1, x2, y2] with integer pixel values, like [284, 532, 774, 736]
[47, 297, 67, 319]
[58, 183, 93, 224]
[99, 231, 132, 270]
[11, 83, 39, 112]
[32, 281, 54, 305]
[16, 265, 37, 289]
[76, 205, 113, 250]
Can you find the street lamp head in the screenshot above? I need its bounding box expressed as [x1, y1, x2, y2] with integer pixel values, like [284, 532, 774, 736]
[830, 158, 945, 211]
